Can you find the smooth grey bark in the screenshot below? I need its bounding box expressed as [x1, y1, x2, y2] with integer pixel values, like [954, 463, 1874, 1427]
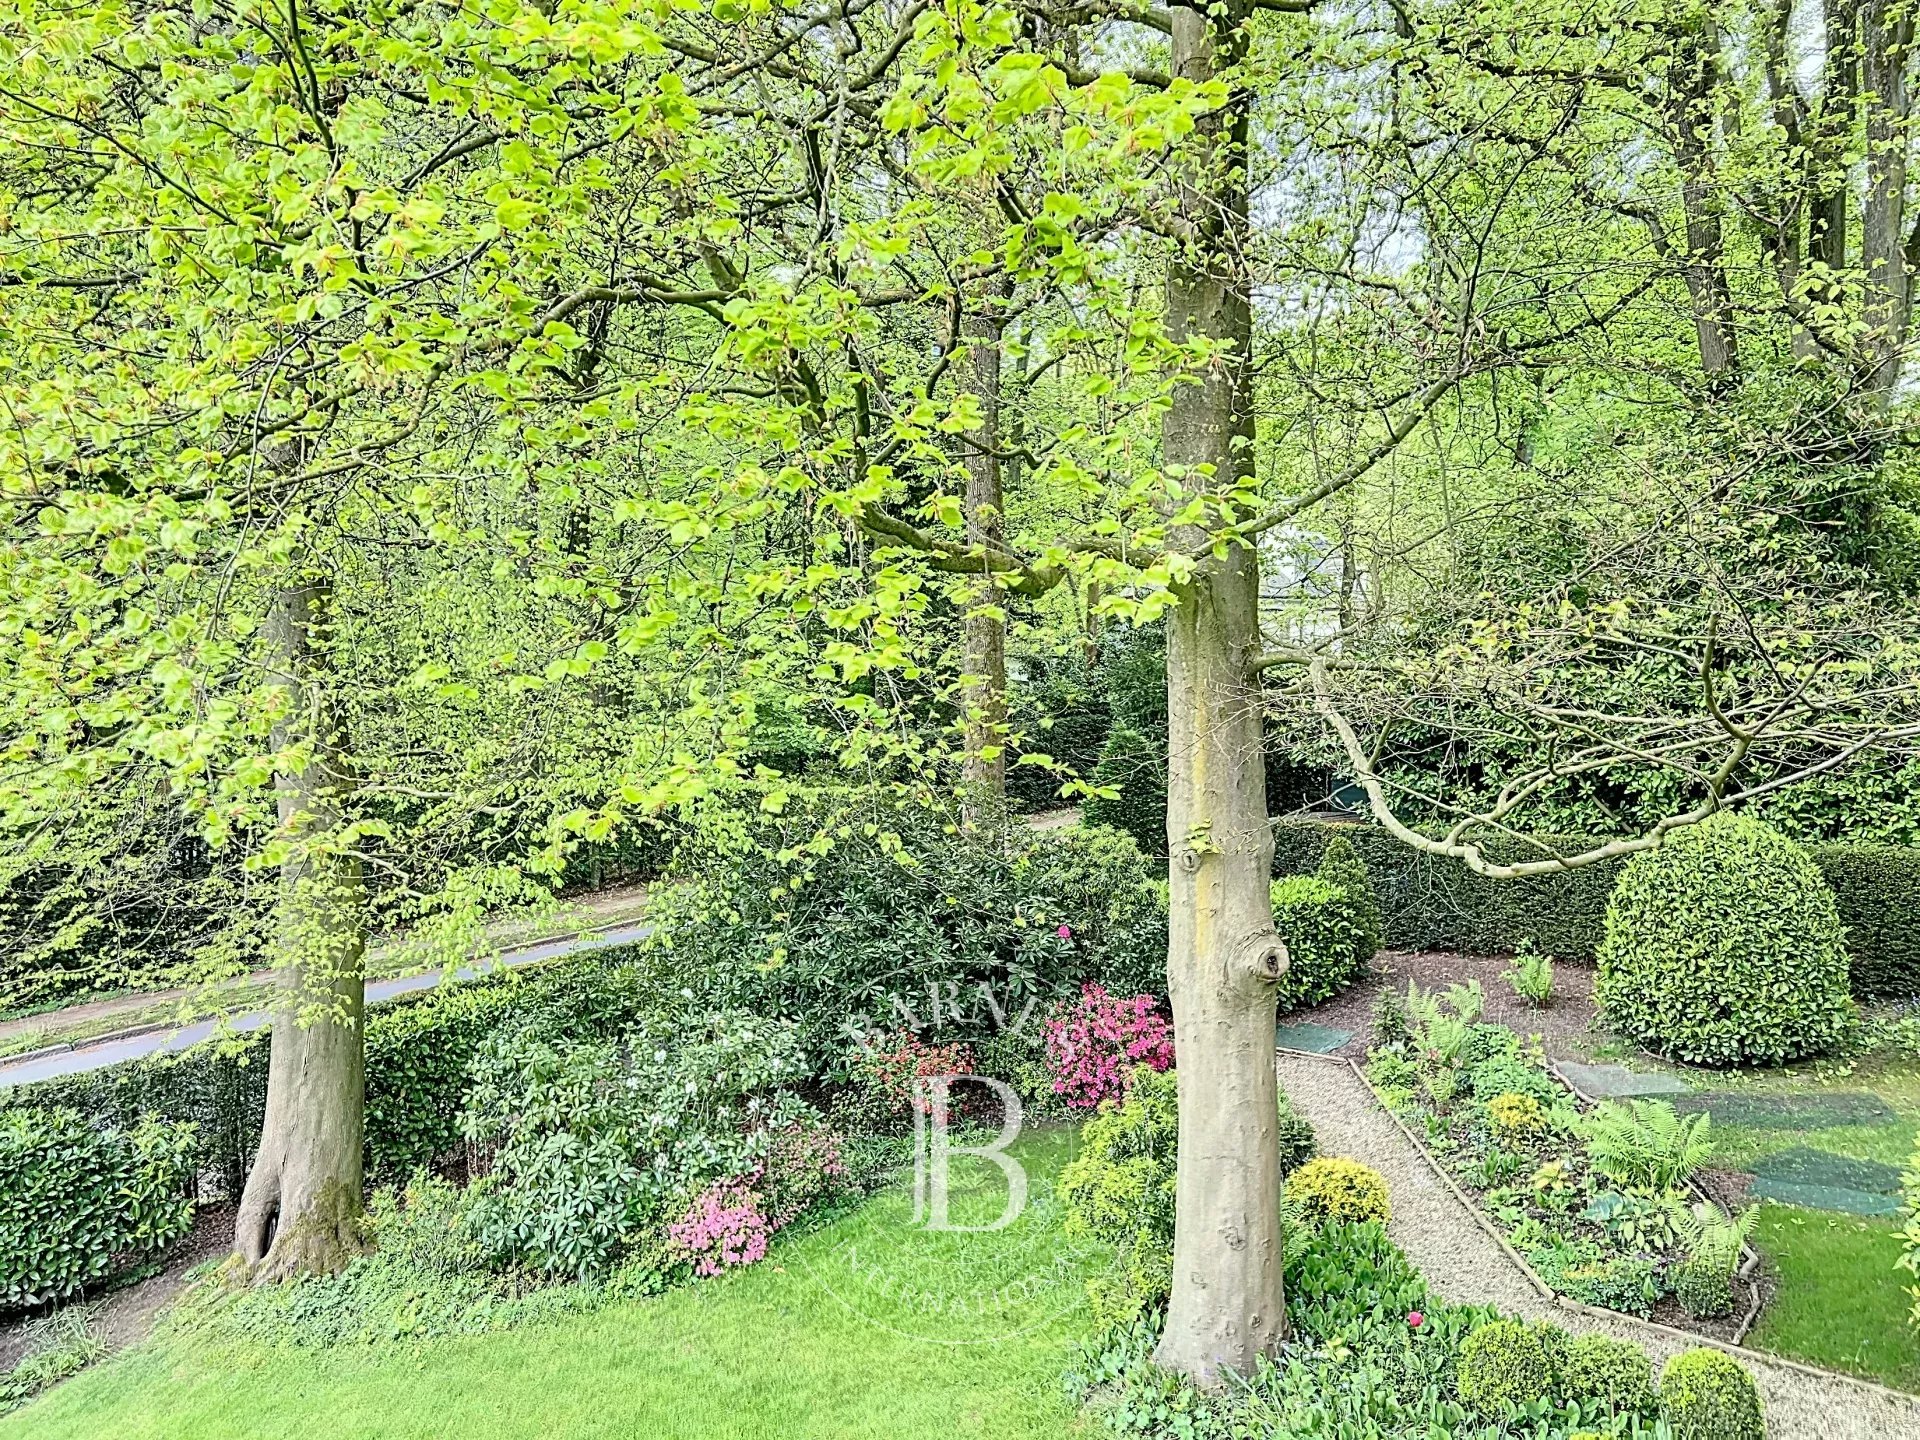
[234, 575, 369, 1280]
[960, 291, 1009, 826]
[1151, 1, 1289, 1384]
[1860, 0, 1912, 399]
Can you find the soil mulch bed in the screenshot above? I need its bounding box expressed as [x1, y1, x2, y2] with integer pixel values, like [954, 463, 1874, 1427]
[1289, 948, 1608, 1063]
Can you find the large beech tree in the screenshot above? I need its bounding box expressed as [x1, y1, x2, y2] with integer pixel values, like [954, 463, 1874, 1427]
[4, 0, 1918, 1384]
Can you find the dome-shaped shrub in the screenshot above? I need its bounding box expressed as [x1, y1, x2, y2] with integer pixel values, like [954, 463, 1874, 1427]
[1595, 813, 1852, 1066]
[1659, 1349, 1763, 1440]
[1456, 1317, 1569, 1412]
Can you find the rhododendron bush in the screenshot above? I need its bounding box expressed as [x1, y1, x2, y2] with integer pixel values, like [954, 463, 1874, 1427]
[1044, 985, 1174, 1109]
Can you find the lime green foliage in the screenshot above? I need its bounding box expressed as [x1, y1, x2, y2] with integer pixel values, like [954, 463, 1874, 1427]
[1485, 1092, 1549, 1143]
[1561, 1333, 1655, 1417]
[1455, 1317, 1568, 1413]
[1597, 813, 1853, 1065]
[1504, 940, 1555, 1006]
[1904, 1144, 1920, 1327]
[1314, 833, 1381, 968]
[1269, 877, 1368, 1014]
[1658, 1349, 1764, 1440]
[1058, 1066, 1178, 1325]
[0, 1106, 195, 1308]
[1582, 1099, 1712, 1192]
[1673, 1203, 1757, 1321]
[1284, 1158, 1390, 1226]
[4, 1133, 1100, 1440]
[1751, 1206, 1920, 1390]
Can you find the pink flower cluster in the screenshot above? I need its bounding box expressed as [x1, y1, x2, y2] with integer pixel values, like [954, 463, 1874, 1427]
[666, 1181, 770, 1277]
[1043, 983, 1174, 1110]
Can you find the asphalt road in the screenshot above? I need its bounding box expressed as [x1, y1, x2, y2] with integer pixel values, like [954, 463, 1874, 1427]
[0, 918, 654, 1090]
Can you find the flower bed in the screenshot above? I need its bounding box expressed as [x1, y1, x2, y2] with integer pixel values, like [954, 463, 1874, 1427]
[1364, 980, 1761, 1342]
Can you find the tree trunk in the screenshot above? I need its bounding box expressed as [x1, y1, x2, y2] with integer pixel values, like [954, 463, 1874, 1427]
[1860, 0, 1912, 400]
[1151, 1, 1290, 1384]
[234, 575, 369, 1281]
[960, 288, 1008, 827]
[1667, 26, 1740, 383]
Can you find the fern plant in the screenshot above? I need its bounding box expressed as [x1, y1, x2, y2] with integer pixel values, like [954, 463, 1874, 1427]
[1504, 941, 1554, 1007]
[1677, 1200, 1758, 1273]
[1581, 1099, 1713, 1193]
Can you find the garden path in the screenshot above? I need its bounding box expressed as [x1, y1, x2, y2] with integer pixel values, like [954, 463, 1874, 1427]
[1275, 1048, 1920, 1440]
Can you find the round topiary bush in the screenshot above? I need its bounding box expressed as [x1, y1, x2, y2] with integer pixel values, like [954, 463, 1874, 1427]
[1595, 813, 1853, 1066]
[1659, 1348, 1764, 1440]
[1315, 832, 1382, 967]
[1456, 1317, 1569, 1412]
[1563, 1332, 1655, 1416]
[1284, 1157, 1391, 1225]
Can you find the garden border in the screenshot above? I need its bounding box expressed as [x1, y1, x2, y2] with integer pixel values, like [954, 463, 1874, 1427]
[1545, 1059, 1764, 1344]
[1280, 1045, 1920, 1409]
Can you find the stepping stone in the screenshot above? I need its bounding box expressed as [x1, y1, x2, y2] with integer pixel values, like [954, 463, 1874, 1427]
[1673, 1091, 1894, 1129]
[1747, 1153, 1901, 1215]
[1748, 1178, 1904, 1218]
[1276, 1021, 1352, 1054]
[1557, 1061, 1691, 1098]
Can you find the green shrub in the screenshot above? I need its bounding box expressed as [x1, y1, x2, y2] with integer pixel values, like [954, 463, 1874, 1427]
[1659, 1349, 1764, 1440]
[1083, 725, 1167, 859]
[1673, 1258, 1734, 1319]
[0, 1106, 197, 1309]
[1901, 1142, 1920, 1329]
[1468, 1054, 1561, 1106]
[1562, 1332, 1655, 1416]
[1276, 1093, 1317, 1178]
[1505, 941, 1555, 1006]
[1273, 815, 1920, 1000]
[1270, 877, 1367, 1014]
[652, 805, 1168, 1064]
[1315, 833, 1381, 968]
[5, 950, 646, 1197]
[1596, 813, 1853, 1066]
[1550, 1253, 1660, 1314]
[1058, 1065, 1178, 1324]
[461, 1010, 810, 1280]
[1285, 1157, 1390, 1225]
[1810, 841, 1920, 997]
[1456, 1317, 1568, 1412]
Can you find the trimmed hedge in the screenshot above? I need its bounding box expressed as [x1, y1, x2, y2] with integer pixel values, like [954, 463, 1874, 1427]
[0, 1106, 197, 1309]
[1274, 816, 1920, 998]
[1596, 813, 1853, 1067]
[1, 952, 634, 1197]
[1270, 876, 1368, 1014]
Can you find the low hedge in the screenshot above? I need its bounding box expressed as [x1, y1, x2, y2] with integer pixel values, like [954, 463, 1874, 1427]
[0, 951, 635, 1197]
[1274, 817, 1920, 998]
[0, 1106, 197, 1309]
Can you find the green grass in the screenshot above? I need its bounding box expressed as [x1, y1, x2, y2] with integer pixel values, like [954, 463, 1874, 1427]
[4, 1128, 1109, 1439]
[1747, 1204, 1920, 1391]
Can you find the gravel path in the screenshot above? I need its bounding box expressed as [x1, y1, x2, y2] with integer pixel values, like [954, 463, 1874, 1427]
[1275, 1049, 1920, 1440]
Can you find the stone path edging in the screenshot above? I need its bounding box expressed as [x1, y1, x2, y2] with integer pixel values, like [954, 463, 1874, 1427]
[1276, 1047, 1920, 1440]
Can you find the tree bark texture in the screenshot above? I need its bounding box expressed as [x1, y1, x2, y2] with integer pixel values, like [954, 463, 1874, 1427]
[234, 575, 369, 1281]
[960, 291, 1009, 826]
[1150, 2, 1290, 1384]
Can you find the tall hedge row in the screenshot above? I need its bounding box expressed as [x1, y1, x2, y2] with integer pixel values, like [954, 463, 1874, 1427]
[1, 959, 569, 1197]
[1273, 817, 1920, 998]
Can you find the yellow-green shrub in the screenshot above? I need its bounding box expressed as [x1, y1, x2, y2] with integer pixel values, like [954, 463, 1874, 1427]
[1659, 1349, 1764, 1440]
[1284, 1157, 1391, 1225]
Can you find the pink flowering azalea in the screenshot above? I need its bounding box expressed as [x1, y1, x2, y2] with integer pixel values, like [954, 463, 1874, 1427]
[1043, 983, 1174, 1109]
[667, 1180, 771, 1277]
[1407, 1311, 1424, 1329]
[1056, 924, 1073, 940]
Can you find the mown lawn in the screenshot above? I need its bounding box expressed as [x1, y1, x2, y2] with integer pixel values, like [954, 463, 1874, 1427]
[5, 1129, 1108, 1440]
[1747, 1205, 1920, 1392]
